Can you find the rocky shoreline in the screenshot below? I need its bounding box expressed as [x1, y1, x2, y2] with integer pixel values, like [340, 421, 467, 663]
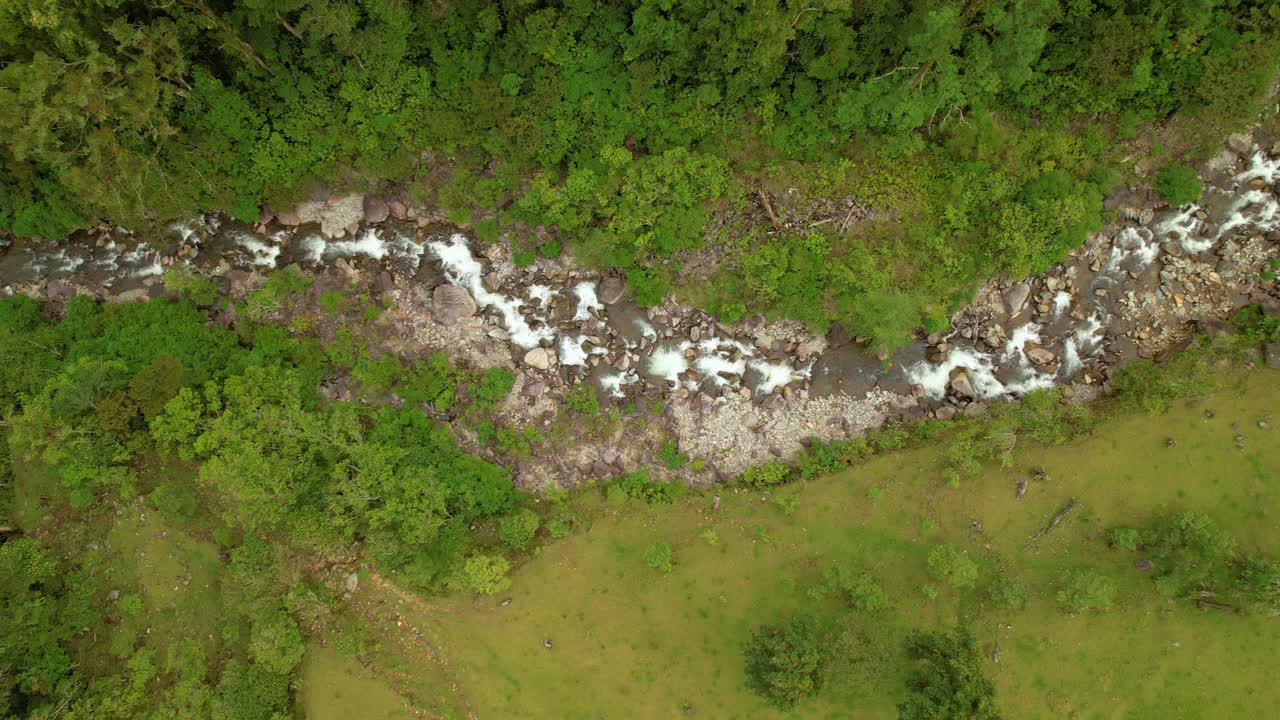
[1, 134, 1278, 488]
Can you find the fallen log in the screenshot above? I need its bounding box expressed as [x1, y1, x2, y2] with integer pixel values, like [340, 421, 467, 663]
[1024, 498, 1077, 550]
[1195, 599, 1238, 613]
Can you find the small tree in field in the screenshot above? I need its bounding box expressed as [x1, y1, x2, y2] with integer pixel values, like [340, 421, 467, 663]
[743, 617, 826, 708]
[898, 627, 1001, 720]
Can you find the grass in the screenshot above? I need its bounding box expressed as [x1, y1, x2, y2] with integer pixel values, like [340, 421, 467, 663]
[401, 368, 1280, 719]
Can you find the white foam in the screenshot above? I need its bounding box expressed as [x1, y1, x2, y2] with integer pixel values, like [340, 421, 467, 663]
[232, 230, 282, 267]
[559, 335, 604, 367]
[1052, 291, 1072, 316]
[634, 317, 658, 341]
[527, 284, 556, 307]
[905, 350, 1003, 400]
[647, 343, 690, 384]
[430, 234, 555, 349]
[749, 358, 812, 395]
[599, 370, 638, 398]
[573, 281, 603, 320]
[121, 244, 162, 278]
[694, 353, 746, 388]
[297, 234, 327, 264]
[328, 228, 390, 260]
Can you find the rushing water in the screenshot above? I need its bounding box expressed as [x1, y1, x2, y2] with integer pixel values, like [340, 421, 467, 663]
[2, 148, 1278, 408]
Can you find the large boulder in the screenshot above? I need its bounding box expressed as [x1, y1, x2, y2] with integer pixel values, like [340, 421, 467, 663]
[599, 276, 626, 304]
[1003, 282, 1031, 317]
[1265, 343, 1280, 370]
[363, 195, 390, 224]
[432, 285, 476, 326]
[523, 347, 553, 370]
[1024, 343, 1056, 366]
[948, 367, 976, 398]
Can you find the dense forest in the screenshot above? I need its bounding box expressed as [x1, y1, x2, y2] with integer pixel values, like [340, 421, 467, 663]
[4, 2, 1280, 718]
[3, 1, 1280, 347]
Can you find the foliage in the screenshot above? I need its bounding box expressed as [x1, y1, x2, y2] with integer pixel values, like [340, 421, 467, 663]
[498, 508, 541, 551]
[741, 460, 792, 490]
[927, 545, 979, 591]
[1055, 570, 1118, 613]
[562, 385, 600, 414]
[164, 269, 220, 307]
[658, 440, 687, 470]
[1136, 512, 1239, 599]
[644, 539, 674, 573]
[615, 468, 679, 504]
[469, 367, 515, 412]
[810, 564, 890, 614]
[455, 554, 512, 596]
[743, 617, 826, 708]
[1155, 164, 1203, 206]
[985, 574, 1028, 611]
[898, 627, 1001, 720]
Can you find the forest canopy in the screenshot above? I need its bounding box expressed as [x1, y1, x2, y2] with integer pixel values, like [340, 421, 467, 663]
[2, 1, 1279, 345]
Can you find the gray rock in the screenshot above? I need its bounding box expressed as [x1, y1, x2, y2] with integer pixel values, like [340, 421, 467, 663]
[599, 276, 626, 304]
[388, 200, 408, 220]
[1004, 282, 1031, 316]
[1208, 147, 1239, 173]
[432, 284, 476, 326]
[523, 347, 553, 370]
[934, 405, 957, 421]
[363, 196, 390, 224]
[522, 380, 545, 398]
[1227, 132, 1253, 155]
[1265, 343, 1280, 370]
[949, 367, 976, 399]
[1024, 344, 1056, 366]
[344, 572, 359, 593]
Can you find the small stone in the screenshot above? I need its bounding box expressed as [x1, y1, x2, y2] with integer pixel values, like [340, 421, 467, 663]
[949, 367, 976, 399]
[344, 572, 359, 593]
[1135, 558, 1154, 573]
[1265, 343, 1280, 370]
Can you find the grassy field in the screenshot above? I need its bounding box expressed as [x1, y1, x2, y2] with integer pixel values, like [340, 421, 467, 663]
[320, 368, 1280, 719]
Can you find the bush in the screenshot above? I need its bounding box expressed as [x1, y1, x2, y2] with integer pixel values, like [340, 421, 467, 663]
[248, 612, 305, 675]
[898, 627, 1000, 720]
[658, 440, 687, 470]
[927, 545, 979, 590]
[743, 618, 826, 708]
[498, 508, 540, 550]
[1108, 528, 1141, 552]
[615, 469, 679, 504]
[563, 385, 599, 414]
[985, 574, 1027, 611]
[644, 540, 673, 573]
[1056, 569, 1117, 613]
[457, 554, 512, 596]
[163, 269, 219, 306]
[470, 367, 515, 412]
[1155, 164, 1202, 206]
[741, 460, 791, 489]
[809, 564, 889, 614]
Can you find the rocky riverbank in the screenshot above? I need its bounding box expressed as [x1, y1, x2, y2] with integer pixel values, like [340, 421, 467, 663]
[2, 134, 1278, 487]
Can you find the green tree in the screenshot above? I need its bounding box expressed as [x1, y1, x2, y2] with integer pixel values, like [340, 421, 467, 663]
[927, 544, 979, 590]
[498, 508, 541, 550]
[899, 627, 1001, 720]
[1155, 165, 1202, 206]
[743, 617, 826, 708]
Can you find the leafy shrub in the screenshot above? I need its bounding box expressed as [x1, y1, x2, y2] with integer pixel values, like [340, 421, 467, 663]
[985, 574, 1028, 611]
[809, 565, 889, 614]
[898, 627, 999, 720]
[498, 508, 540, 550]
[470, 367, 514, 412]
[319, 290, 347, 315]
[743, 618, 826, 708]
[1056, 569, 1117, 613]
[563, 385, 599, 414]
[644, 540, 673, 573]
[927, 545, 979, 590]
[456, 554, 512, 596]
[741, 460, 791, 490]
[615, 469, 679, 504]
[1108, 528, 1141, 552]
[658, 440, 687, 470]
[1155, 164, 1202, 206]
[163, 269, 219, 307]
[248, 612, 305, 675]
[1141, 512, 1237, 598]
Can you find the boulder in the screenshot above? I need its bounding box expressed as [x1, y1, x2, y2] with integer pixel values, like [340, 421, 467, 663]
[1227, 132, 1253, 155]
[363, 195, 390, 224]
[949, 367, 976, 398]
[1265, 343, 1280, 370]
[599, 276, 626, 304]
[388, 200, 409, 220]
[523, 347, 553, 370]
[1004, 282, 1031, 316]
[1024, 343, 1056, 366]
[432, 284, 476, 326]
